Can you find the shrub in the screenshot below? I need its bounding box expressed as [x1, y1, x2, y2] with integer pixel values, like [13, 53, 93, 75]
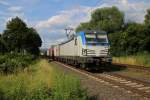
[0, 53, 35, 74]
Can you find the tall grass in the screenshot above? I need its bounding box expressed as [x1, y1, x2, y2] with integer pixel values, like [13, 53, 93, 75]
[113, 53, 150, 67]
[51, 72, 87, 100]
[0, 59, 52, 99]
[0, 53, 35, 74]
[0, 59, 88, 100]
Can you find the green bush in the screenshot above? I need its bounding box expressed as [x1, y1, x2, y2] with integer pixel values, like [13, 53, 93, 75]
[0, 53, 35, 74]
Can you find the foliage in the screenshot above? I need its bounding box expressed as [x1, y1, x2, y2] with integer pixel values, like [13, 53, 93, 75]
[113, 52, 150, 67]
[76, 6, 150, 56]
[76, 6, 124, 33]
[2, 17, 42, 55]
[24, 28, 42, 55]
[145, 9, 150, 26]
[109, 22, 150, 56]
[0, 60, 88, 100]
[0, 53, 34, 74]
[76, 22, 92, 33]
[0, 60, 52, 100]
[51, 72, 88, 100]
[0, 35, 8, 53]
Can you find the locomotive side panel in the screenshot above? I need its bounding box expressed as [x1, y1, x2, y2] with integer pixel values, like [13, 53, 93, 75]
[59, 38, 77, 56]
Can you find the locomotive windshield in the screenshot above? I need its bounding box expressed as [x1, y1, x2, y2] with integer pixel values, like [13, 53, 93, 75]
[85, 33, 108, 45]
[97, 34, 108, 43]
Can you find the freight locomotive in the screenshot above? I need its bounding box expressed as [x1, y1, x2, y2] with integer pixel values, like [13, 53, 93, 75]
[47, 30, 112, 69]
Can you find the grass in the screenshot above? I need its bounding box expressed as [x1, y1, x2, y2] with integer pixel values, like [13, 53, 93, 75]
[0, 53, 35, 74]
[113, 53, 150, 67]
[0, 59, 88, 100]
[51, 71, 87, 100]
[0, 59, 52, 99]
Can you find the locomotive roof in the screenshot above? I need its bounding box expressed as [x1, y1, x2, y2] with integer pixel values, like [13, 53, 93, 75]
[59, 37, 74, 45]
[79, 30, 107, 34]
[54, 30, 107, 46]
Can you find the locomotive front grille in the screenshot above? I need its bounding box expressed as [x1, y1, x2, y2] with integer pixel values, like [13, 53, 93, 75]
[99, 49, 108, 55]
[82, 48, 95, 56]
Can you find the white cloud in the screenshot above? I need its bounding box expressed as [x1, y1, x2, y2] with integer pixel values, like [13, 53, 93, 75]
[118, 0, 128, 5]
[1, 0, 148, 48]
[36, 5, 90, 33]
[104, 0, 150, 23]
[36, 14, 69, 29]
[0, 5, 26, 33]
[35, 5, 92, 48]
[36, 0, 150, 35]
[36, 1, 150, 48]
[0, 0, 9, 6]
[3, 6, 25, 24]
[8, 6, 23, 12]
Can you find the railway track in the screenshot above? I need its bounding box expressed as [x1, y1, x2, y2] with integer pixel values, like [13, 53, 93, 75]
[112, 63, 150, 72]
[95, 73, 150, 98]
[55, 61, 150, 99]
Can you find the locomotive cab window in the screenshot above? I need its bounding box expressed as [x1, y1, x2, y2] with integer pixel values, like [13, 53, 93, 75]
[85, 33, 108, 45]
[96, 34, 108, 43]
[85, 34, 97, 44]
[97, 38, 107, 43]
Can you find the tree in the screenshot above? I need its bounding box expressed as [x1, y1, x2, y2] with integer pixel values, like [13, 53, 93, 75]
[109, 22, 150, 56]
[3, 17, 28, 52]
[76, 7, 150, 56]
[76, 6, 124, 33]
[76, 22, 92, 32]
[145, 9, 150, 26]
[24, 28, 42, 55]
[144, 9, 150, 52]
[0, 34, 8, 53]
[2, 17, 42, 55]
[91, 6, 124, 33]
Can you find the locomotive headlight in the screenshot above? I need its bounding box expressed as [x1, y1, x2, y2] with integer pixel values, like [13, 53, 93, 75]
[108, 49, 110, 55]
[106, 46, 111, 55]
[108, 48, 112, 56]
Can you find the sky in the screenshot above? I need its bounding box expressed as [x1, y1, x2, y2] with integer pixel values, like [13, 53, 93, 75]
[0, 0, 150, 48]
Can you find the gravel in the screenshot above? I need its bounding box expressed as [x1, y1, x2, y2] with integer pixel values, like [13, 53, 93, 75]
[50, 62, 148, 100]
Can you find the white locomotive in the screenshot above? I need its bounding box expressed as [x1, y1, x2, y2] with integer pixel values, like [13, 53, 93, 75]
[48, 30, 112, 69]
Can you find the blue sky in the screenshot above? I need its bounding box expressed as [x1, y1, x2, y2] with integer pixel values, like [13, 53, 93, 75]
[0, 0, 150, 48]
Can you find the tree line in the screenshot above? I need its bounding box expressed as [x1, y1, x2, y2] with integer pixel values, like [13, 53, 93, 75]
[0, 17, 42, 55]
[76, 6, 150, 56]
